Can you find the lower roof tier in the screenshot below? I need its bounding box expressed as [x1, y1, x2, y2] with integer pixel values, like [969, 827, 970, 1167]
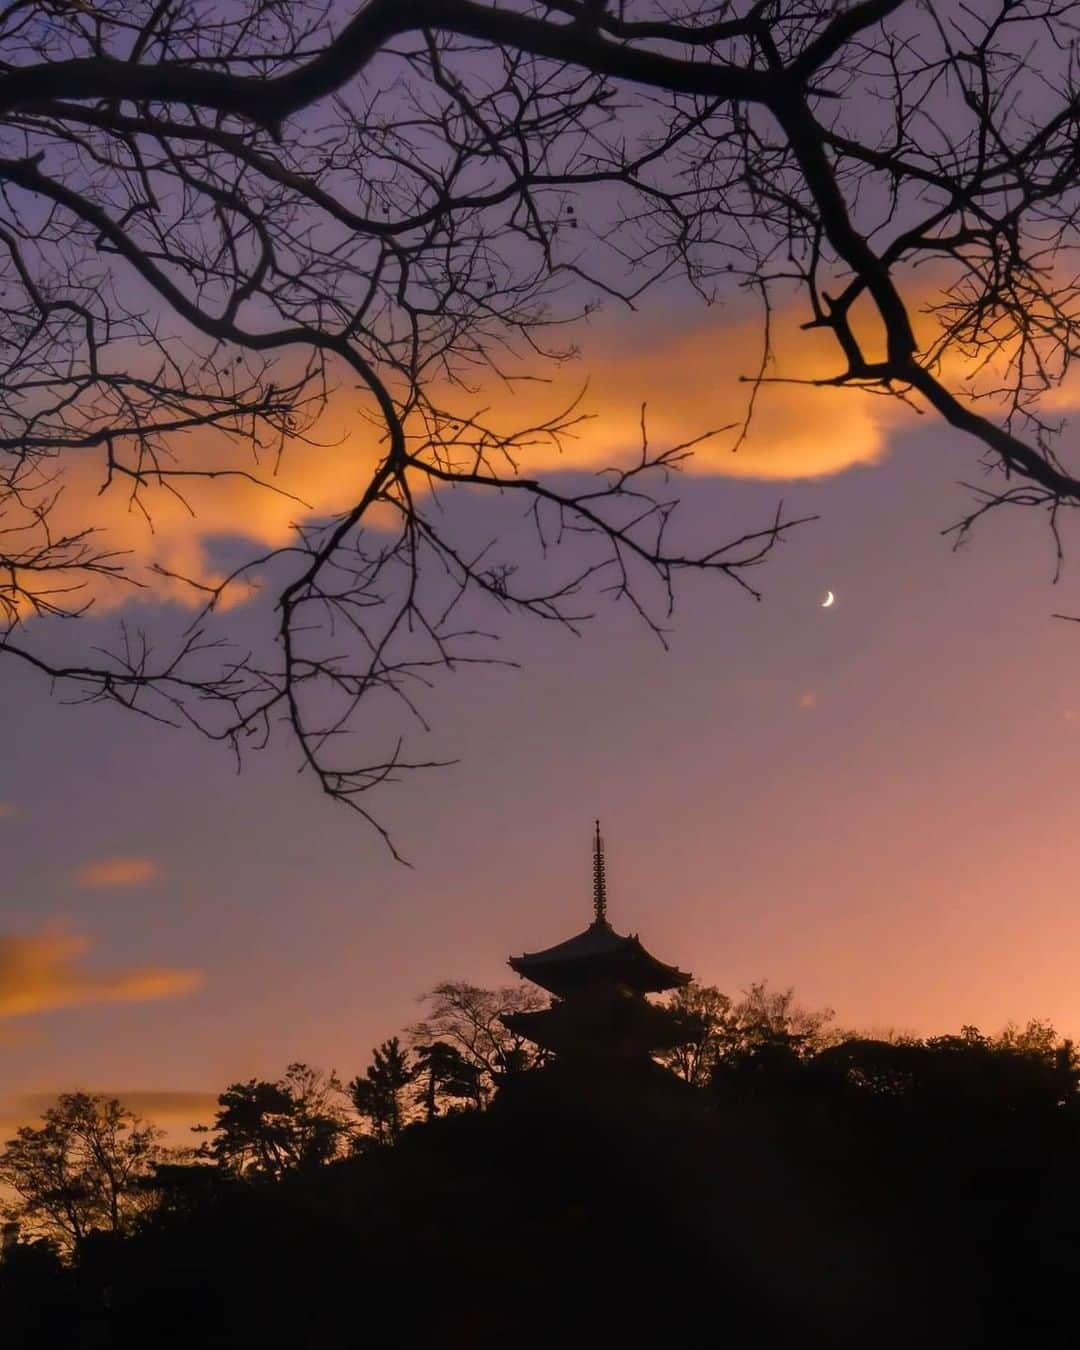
[502, 993, 698, 1056]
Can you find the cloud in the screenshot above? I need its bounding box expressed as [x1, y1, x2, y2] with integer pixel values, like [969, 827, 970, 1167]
[45, 274, 1078, 619]
[74, 857, 162, 889]
[482, 303, 899, 483]
[799, 689, 819, 710]
[16, 296, 903, 618]
[0, 928, 201, 1019]
[19, 269, 1080, 623]
[0, 803, 16, 818]
[18, 1089, 218, 1121]
[0, 1023, 38, 1048]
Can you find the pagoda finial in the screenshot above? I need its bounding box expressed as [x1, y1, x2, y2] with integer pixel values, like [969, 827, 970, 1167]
[592, 820, 608, 925]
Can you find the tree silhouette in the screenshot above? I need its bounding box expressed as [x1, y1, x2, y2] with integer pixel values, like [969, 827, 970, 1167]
[6, 999, 1080, 1348]
[197, 1063, 346, 1178]
[663, 980, 835, 1086]
[8, 2, 1079, 835]
[732, 981, 836, 1059]
[0, 1093, 164, 1251]
[0, 1, 809, 847]
[412, 1040, 482, 1122]
[409, 982, 547, 1108]
[659, 982, 735, 1086]
[349, 1037, 414, 1144]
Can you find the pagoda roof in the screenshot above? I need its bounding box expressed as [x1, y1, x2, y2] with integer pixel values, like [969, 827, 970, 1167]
[503, 989, 695, 1055]
[509, 918, 692, 997]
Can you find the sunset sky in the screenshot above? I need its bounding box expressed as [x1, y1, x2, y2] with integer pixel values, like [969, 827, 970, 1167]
[5, 271, 1080, 1144]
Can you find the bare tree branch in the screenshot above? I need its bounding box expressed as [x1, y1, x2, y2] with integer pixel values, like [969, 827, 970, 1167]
[4, 1, 1079, 847]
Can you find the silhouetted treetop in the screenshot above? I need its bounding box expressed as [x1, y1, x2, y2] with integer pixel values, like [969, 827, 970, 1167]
[6, 997, 1080, 1349]
[409, 981, 548, 1107]
[0, 1094, 164, 1251]
[349, 1037, 414, 1145]
[196, 1063, 347, 1178]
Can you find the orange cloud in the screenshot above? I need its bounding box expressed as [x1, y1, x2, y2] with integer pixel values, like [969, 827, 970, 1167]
[9, 298, 900, 619]
[478, 305, 898, 482]
[0, 803, 15, 818]
[16, 268, 1080, 623]
[55, 270, 1080, 626]
[18, 1089, 218, 1121]
[0, 928, 201, 1018]
[74, 857, 162, 889]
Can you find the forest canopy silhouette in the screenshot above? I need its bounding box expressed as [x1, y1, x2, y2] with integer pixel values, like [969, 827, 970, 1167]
[2, 974, 1079, 1349]
[4, 0, 1080, 844]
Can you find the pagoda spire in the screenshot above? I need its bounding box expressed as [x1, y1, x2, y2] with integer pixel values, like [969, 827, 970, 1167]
[501, 826, 695, 1073]
[592, 820, 608, 926]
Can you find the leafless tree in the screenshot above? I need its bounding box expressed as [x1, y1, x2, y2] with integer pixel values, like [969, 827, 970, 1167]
[409, 980, 547, 1106]
[0, 1092, 165, 1250]
[4, 1, 1080, 845]
[661, 980, 835, 1083]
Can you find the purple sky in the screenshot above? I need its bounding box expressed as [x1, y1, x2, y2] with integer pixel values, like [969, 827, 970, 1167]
[5, 390, 1080, 1137]
[4, 0, 1080, 1144]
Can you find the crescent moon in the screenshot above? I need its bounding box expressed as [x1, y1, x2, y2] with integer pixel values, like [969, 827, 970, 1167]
[821, 590, 836, 608]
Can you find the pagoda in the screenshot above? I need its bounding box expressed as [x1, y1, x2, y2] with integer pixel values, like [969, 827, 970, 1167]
[501, 824, 696, 1079]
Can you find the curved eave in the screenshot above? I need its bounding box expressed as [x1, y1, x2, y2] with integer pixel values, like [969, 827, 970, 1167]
[510, 950, 691, 997]
[509, 921, 692, 996]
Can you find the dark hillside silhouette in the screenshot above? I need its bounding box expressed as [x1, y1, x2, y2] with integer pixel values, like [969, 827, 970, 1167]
[4, 987, 1080, 1347]
[3, 836, 1076, 1347]
[6, 1038, 1079, 1349]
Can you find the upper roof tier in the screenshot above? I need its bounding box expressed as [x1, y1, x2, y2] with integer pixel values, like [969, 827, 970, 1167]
[509, 918, 692, 997]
